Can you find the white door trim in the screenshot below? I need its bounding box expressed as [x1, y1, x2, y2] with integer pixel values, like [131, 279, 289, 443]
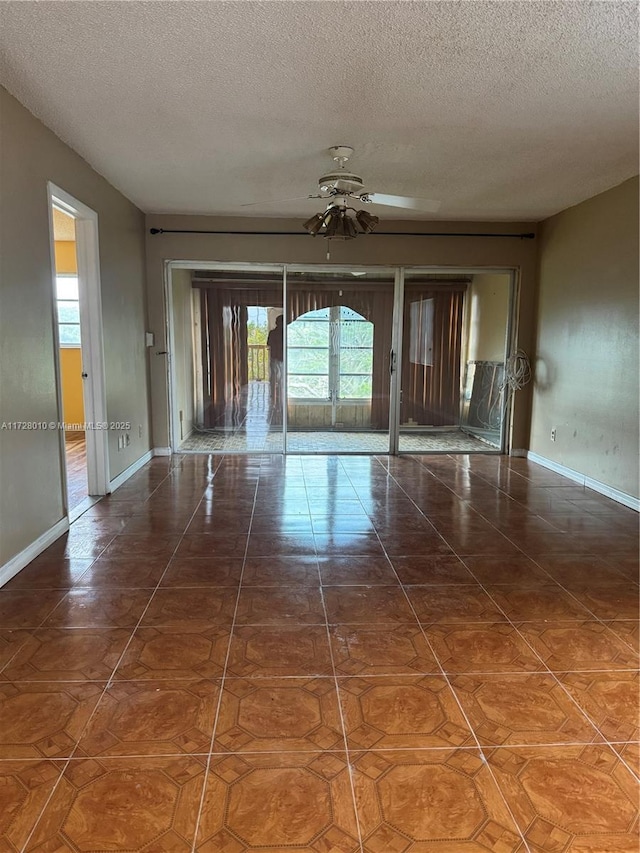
[165, 264, 179, 453]
[48, 183, 110, 499]
[389, 267, 405, 453]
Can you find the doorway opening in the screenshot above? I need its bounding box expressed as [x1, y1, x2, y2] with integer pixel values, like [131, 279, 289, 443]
[48, 184, 109, 517]
[168, 264, 515, 455]
[51, 207, 87, 512]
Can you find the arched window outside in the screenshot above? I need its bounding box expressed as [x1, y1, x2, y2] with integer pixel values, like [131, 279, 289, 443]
[287, 306, 373, 401]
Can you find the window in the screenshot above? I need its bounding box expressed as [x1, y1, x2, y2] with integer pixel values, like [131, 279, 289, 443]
[287, 306, 373, 400]
[56, 275, 81, 346]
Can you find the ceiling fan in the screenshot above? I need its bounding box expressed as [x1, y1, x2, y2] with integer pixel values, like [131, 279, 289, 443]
[241, 146, 441, 239]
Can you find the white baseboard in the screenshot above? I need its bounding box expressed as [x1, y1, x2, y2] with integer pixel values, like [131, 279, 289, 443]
[0, 517, 69, 588]
[69, 496, 102, 523]
[527, 451, 639, 511]
[109, 449, 153, 492]
[153, 447, 172, 457]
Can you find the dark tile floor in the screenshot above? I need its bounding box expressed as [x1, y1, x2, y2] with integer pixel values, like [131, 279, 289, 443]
[0, 453, 638, 851]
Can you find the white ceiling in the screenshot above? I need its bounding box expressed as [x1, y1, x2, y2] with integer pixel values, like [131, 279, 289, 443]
[0, 1, 637, 220]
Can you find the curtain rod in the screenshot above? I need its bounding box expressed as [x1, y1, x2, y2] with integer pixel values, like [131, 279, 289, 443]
[149, 228, 535, 239]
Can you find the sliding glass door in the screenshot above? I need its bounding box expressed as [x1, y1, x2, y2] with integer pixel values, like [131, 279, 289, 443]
[186, 266, 284, 453]
[174, 263, 512, 455]
[397, 270, 510, 453]
[285, 268, 395, 453]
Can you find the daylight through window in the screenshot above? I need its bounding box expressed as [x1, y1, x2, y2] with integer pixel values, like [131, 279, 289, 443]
[287, 306, 373, 400]
[56, 275, 81, 346]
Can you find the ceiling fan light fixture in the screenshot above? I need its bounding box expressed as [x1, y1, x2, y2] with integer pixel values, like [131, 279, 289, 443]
[355, 209, 379, 233]
[303, 212, 327, 236]
[344, 216, 359, 239]
[324, 209, 357, 240]
[321, 207, 338, 237]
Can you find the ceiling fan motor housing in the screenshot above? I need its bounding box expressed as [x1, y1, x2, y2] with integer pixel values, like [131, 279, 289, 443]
[318, 171, 364, 193]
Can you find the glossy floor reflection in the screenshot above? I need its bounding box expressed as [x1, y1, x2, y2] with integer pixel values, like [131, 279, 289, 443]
[1, 453, 638, 851]
[64, 435, 88, 513]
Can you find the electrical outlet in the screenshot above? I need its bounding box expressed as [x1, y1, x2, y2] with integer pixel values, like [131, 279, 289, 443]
[550, 427, 557, 442]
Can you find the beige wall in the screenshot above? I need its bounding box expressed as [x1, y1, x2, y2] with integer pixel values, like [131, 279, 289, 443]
[170, 269, 195, 444]
[0, 87, 150, 566]
[465, 274, 510, 363]
[146, 216, 538, 450]
[530, 177, 639, 497]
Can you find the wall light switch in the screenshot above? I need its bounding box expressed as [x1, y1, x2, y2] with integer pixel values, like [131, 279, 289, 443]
[145, 332, 155, 348]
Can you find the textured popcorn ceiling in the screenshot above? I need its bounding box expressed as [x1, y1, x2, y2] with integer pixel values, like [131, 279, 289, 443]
[0, 1, 637, 220]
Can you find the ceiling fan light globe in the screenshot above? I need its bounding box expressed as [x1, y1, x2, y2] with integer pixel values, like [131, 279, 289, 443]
[325, 211, 358, 240]
[302, 212, 327, 235]
[355, 209, 379, 233]
[343, 216, 359, 239]
[323, 212, 341, 238]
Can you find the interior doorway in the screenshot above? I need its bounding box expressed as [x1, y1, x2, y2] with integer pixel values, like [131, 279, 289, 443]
[51, 206, 87, 511]
[48, 184, 109, 517]
[168, 263, 515, 455]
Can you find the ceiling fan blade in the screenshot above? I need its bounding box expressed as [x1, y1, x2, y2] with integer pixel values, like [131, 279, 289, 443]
[363, 193, 441, 213]
[240, 194, 326, 207]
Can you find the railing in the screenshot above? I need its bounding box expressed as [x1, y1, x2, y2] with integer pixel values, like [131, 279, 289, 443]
[248, 345, 269, 381]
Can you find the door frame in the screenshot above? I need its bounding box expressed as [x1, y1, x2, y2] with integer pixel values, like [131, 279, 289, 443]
[164, 261, 519, 456]
[47, 183, 109, 508]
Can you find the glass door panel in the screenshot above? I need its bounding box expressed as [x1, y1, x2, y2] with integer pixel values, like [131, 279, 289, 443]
[286, 269, 395, 453]
[397, 271, 509, 453]
[189, 266, 284, 453]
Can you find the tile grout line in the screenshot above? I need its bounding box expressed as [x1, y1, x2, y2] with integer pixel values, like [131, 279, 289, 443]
[308, 457, 366, 853]
[2, 660, 637, 682]
[191, 453, 263, 852]
[2, 737, 638, 766]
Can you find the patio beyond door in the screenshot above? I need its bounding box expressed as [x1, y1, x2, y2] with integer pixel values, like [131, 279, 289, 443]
[285, 270, 395, 453]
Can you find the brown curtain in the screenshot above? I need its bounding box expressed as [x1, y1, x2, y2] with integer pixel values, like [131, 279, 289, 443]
[197, 284, 282, 428]
[401, 283, 466, 426]
[195, 278, 394, 430]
